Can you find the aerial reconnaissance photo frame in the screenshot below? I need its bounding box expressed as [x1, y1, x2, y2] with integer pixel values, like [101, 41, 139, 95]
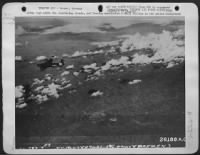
[2, 2, 199, 154]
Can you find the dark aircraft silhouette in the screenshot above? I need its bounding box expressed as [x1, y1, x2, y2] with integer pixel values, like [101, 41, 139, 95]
[37, 57, 64, 71]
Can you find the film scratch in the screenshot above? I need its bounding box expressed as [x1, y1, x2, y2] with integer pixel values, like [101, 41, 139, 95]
[2, 3, 198, 154]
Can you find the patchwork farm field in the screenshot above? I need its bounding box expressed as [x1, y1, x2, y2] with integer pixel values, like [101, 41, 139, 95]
[15, 17, 185, 148]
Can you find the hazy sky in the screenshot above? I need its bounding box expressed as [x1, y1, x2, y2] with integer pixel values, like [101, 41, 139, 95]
[16, 16, 184, 35]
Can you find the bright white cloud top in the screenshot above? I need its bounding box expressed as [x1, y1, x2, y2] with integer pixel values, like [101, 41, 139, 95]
[92, 28, 184, 65]
[35, 56, 47, 61]
[15, 56, 23, 61]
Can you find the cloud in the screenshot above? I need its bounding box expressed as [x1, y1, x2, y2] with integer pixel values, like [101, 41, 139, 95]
[16, 17, 184, 35]
[91, 27, 184, 64]
[119, 29, 185, 62]
[128, 79, 142, 85]
[16, 26, 27, 35]
[97, 23, 116, 31]
[16, 24, 60, 36]
[35, 56, 47, 61]
[15, 56, 23, 61]
[42, 23, 106, 34]
[24, 25, 56, 33]
[42, 17, 184, 34]
[15, 85, 24, 98]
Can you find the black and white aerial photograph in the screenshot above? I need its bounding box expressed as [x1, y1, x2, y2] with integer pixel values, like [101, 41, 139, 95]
[15, 16, 185, 149]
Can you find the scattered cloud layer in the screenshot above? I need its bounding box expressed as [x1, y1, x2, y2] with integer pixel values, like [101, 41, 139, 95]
[42, 23, 106, 34]
[16, 17, 184, 35]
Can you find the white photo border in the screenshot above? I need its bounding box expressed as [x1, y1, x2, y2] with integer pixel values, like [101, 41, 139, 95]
[2, 2, 199, 154]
